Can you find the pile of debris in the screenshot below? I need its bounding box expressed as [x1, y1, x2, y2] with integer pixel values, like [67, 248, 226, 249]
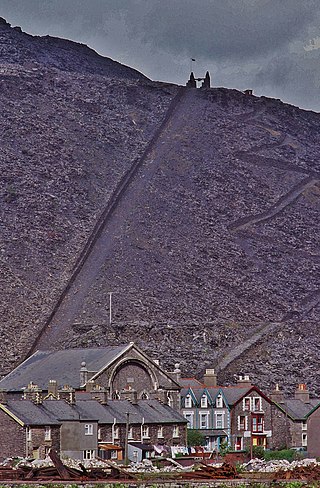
[243, 457, 318, 473]
[0, 450, 135, 481]
[177, 462, 238, 480]
[274, 464, 320, 481]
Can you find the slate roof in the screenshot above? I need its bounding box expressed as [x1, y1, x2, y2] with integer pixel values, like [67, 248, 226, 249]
[276, 399, 320, 420]
[181, 384, 253, 406]
[3, 398, 187, 426]
[180, 378, 204, 388]
[0, 345, 131, 391]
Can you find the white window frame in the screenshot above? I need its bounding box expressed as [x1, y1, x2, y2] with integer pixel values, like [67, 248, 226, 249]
[26, 427, 32, 441]
[142, 425, 149, 438]
[302, 433, 307, 447]
[113, 425, 119, 439]
[84, 424, 94, 436]
[128, 427, 134, 439]
[243, 397, 251, 411]
[44, 426, 51, 441]
[199, 411, 209, 429]
[173, 425, 179, 438]
[252, 397, 262, 412]
[157, 426, 164, 438]
[185, 395, 192, 408]
[216, 395, 223, 408]
[183, 412, 194, 429]
[111, 450, 118, 459]
[201, 395, 208, 408]
[215, 412, 224, 429]
[83, 449, 95, 460]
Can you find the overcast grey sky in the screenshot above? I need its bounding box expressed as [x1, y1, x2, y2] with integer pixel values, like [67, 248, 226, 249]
[1, 0, 320, 110]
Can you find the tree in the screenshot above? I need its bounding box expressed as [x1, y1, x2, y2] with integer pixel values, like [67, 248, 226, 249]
[187, 429, 206, 447]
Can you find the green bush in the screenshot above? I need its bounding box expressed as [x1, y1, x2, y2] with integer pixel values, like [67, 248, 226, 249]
[263, 449, 296, 461]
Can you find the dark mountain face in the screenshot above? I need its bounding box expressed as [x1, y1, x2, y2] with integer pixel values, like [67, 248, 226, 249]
[0, 17, 147, 79]
[1, 19, 320, 394]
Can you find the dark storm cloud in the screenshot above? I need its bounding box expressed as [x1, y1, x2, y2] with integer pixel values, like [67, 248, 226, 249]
[0, 0, 320, 110]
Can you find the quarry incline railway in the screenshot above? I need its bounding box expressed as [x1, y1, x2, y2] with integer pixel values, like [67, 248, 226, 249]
[26, 86, 186, 357]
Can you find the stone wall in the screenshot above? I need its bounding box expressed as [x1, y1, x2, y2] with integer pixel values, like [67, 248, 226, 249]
[26, 425, 60, 458]
[0, 408, 25, 460]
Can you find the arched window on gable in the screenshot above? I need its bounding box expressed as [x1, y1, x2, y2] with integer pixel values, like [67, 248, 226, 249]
[185, 394, 192, 408]
[201, 394, 208, 408]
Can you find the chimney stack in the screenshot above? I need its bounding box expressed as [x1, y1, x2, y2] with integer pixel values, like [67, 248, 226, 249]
[270, 383, 284, 403]
[203, 368, 217, 387]
[294, 383, 310, 403]
[48, 380, 58, 398]
[86, 380, 95, 393]
[121, 387, 138, 405]
[23, 382, 43, 404]
[58, 385, 76, 405]
[91, 385, 108, 405]
[237, 375, 252, 387]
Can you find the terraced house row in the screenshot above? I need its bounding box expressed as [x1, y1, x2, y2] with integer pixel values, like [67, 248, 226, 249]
[0, 343, 320, 461]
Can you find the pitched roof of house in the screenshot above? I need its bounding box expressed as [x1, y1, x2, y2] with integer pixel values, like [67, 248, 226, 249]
[2, 398, 187, 426]
[0, 345, 132, 391]
[180, 378, 204, 388]
[275, 398, 320, 420]
[180, 383, 254, 406]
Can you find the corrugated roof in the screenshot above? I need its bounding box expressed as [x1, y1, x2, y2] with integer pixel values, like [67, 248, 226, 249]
[0, 345, 131, 391]
[2, 398, 187, 426]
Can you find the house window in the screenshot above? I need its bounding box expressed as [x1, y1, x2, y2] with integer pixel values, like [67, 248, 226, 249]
[184, 412, 194, 428]
[113, 426, 119, 439]
[302, 433, 307, 447]
[112, 391, 121, 400]
[98, 428, 102, 441]
[238, 415, 246, 430]
[44, 426, 51, 441]
[167, 393, 173, 407]
[216, 395, 223, 408]
[111, 450, 118, 459]
[185, 395, 192, 408]
[142, 426, 149, 438]
[26, 427, 32, 441]
[141, 391, 149, 400]
[243, 397, 251, 411]
[201, 395, 208, 408]
[128, 427, 133, 439]
[235, 436, 243, 451]
[252, 397, 262, 411]
[199, 412, 209, 429]
[157, 427, 164, 438]
[173, 426, 179, 438]
[302, 421, 307, 431]
[216, 413, 224, 429]
[252, 415, 264, 433]
[83, 450, 95, 460]
[85, 424, 93, 436]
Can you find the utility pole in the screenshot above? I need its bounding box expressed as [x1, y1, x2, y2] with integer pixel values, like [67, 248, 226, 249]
[124, 411, 130, 466]
[108, 291, 114, 326]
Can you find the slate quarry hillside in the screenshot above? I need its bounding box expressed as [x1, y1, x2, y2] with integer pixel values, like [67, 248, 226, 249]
[1, 19, 320, 393]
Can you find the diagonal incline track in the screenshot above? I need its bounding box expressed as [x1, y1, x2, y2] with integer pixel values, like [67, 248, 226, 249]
[26, 87, 186, 357]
